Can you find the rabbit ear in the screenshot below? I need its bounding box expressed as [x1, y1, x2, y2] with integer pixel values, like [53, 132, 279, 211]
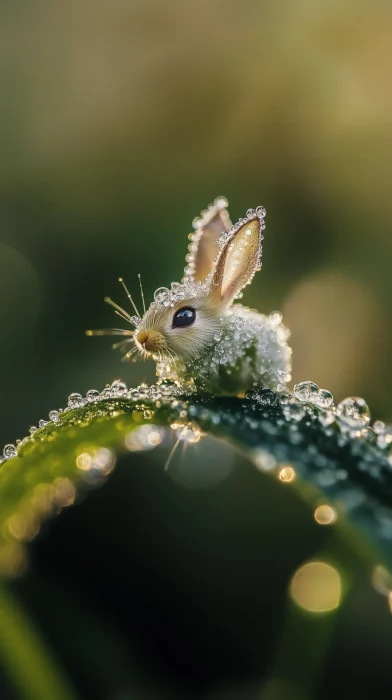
[183, 197, 232, 282]
[211, 209, 265, 308]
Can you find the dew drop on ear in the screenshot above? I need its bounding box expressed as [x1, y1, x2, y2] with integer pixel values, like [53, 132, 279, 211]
[154, 287, 170, 302]
[192, 217, 202, 230]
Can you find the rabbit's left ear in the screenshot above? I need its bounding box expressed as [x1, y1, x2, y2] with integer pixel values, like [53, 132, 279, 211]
[183, 197, 232, 283]
[211, 212, 265, 308]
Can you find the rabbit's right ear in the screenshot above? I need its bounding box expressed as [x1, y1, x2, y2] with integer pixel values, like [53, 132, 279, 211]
[211, 210, 265, 309]
[182, 197, 232, 283]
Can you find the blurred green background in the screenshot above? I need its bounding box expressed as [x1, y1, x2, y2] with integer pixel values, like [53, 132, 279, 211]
[2, 0, 392, 445]
[2, 1, 392, 698]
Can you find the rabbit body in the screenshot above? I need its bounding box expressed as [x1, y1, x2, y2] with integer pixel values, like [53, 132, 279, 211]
[157, 304, 291, 395]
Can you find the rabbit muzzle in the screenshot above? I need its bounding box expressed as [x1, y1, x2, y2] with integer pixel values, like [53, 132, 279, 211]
[135, 329, 166, 356]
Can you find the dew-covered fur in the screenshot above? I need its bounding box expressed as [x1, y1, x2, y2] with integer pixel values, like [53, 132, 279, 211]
[156, 305, 292, 395]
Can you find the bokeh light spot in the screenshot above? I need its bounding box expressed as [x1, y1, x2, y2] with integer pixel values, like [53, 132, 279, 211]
[290, 561, 341, 613]
[76, 452, 92, 471]
[125, 425, 164, 451]
[278, 465, 296, 483]
[314, 504, 337, 525]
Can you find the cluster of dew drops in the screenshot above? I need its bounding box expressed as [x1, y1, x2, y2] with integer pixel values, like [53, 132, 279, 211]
[247, 380, 392, 460]
[0, 379, 184, 465]
[1, 376, 392, 465]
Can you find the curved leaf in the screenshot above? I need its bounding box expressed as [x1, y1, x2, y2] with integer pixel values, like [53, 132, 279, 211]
[0, 385, 391, 581]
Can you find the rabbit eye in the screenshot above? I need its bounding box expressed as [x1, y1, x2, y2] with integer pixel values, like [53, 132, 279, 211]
[172, 307, 196, 328]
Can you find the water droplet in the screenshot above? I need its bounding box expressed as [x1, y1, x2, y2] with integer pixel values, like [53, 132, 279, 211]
[86, 389, 100, 402]
[269, 311, 283, 326]
[49, 410, 60, 423]
[373, 420, 385, 434]
[3, 444, 17, 459]
[336, 397, 371, 429]
[246, 208, 255, 217]
[110, 380, 127, 397]
[294, 381, 320, 403]
[192, 217, 202, 230]
[256, 389, 279, 407]
[215, 196, 228, 209]
[155, 378, 176, 397]
[38, 420, 48, 428]
[314, 389, 334, 409]
[29, 426, 37, 435]
[245, 389, 256, 400]
[256, 206, 266, 218]
[68, 393, 85, 409]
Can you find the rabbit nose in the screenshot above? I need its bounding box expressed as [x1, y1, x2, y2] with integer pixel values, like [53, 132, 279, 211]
[136, 330, 149, 346]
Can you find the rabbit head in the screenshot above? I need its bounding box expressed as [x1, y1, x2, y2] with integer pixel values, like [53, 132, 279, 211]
[132, 199, 266, 363]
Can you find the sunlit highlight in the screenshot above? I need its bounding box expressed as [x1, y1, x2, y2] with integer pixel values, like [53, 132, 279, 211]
[279, 465, 296, 482]
[76, 448, 115, 476]
[290, 561, 341, 613]
[314, 504, 337, 525]
[125, 425, 164, 451]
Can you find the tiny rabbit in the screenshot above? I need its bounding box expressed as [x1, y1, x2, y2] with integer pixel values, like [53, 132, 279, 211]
[88, 197, 292, 395]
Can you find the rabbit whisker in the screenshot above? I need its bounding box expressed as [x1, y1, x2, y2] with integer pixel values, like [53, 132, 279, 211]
[104, 297, 136, 324]
[138, 273, 146, 315]
[118, 278, 141, 318]
[121, 346, 138, 362]
[86, 328, 134, 337]
[112, 338, 134, 350]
